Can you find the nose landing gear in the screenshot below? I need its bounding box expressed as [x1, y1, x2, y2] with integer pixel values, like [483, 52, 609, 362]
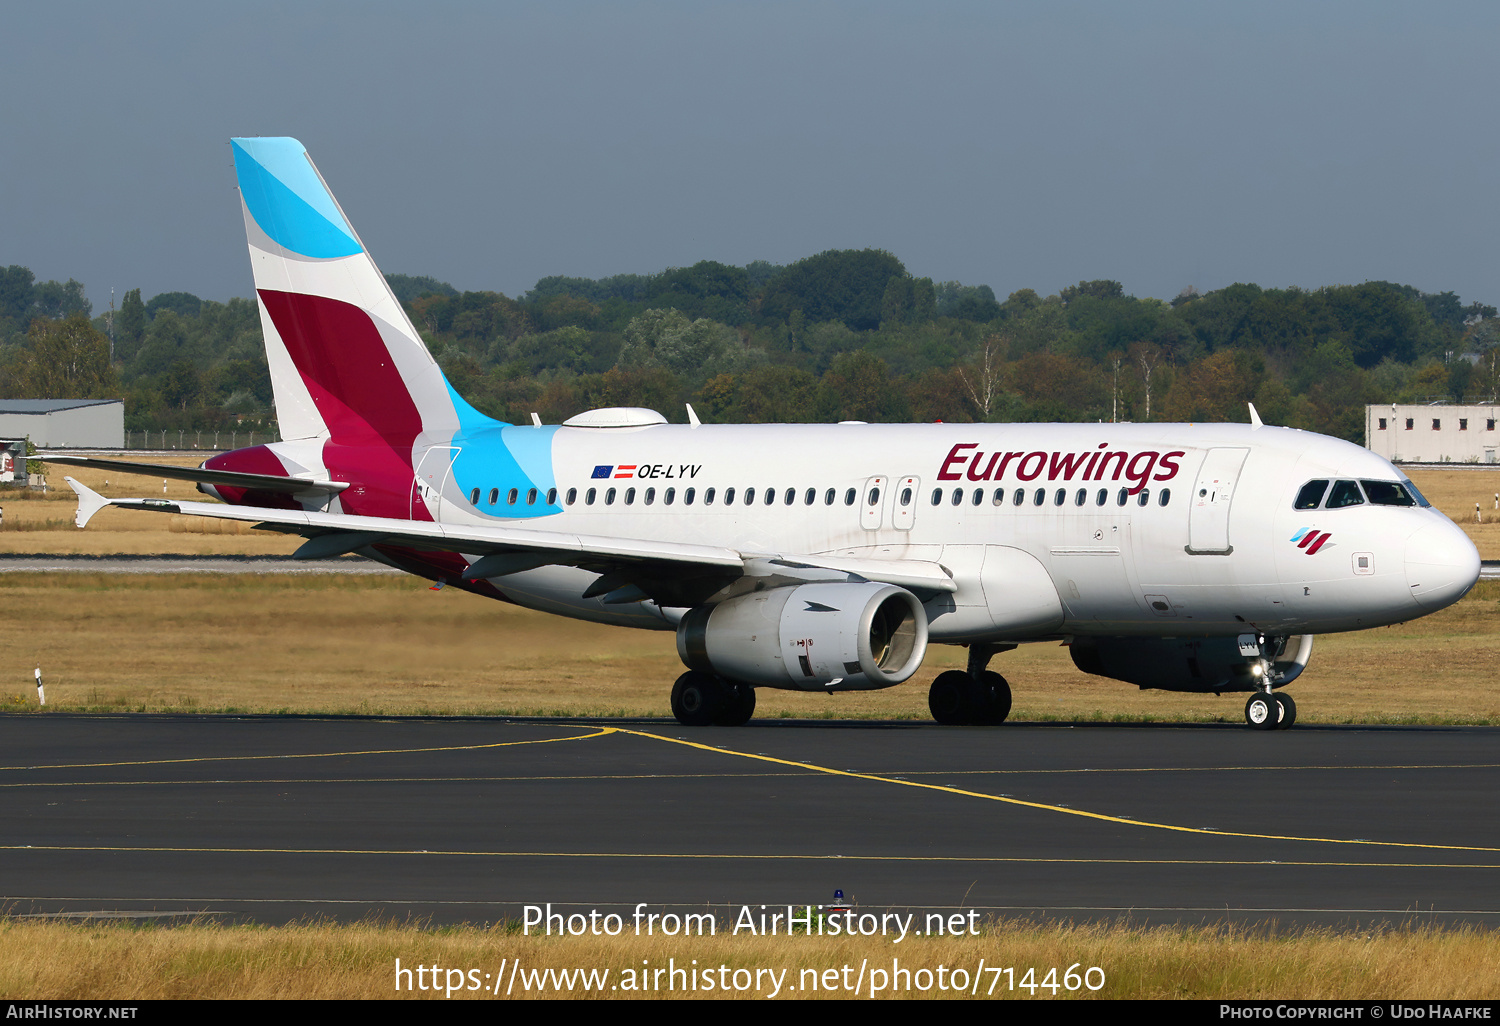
[1244, 689, 1296, 730]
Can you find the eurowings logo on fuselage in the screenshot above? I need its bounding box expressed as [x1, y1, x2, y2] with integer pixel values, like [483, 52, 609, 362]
[937, 443, 1186, 495]
[1291, 528, 1332, 554]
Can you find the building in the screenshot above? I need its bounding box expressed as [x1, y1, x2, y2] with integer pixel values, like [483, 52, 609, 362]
[1365, 403, 1500, 463]
[0, 399, 125, 448]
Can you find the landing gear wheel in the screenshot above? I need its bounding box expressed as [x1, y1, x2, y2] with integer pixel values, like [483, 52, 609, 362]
[929, 670, 971, 725]
[971, 670, 1013, 725]
[671, 671, 722, 727]
[713, 680, 756, 726]
[1244, 692, 1277, 730]
[1274, 692, 1297, 730]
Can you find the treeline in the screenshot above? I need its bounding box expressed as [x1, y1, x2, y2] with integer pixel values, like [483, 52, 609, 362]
[1, 252, 1496, 443]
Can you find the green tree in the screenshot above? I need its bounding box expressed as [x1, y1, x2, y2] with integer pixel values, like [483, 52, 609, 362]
[116, 288, 146, 362]
[6, 312, 118, 398]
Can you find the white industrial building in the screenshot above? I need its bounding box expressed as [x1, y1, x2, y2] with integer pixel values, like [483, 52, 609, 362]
[0, 399, 124, 448]
[1365, 403, 1500, 463]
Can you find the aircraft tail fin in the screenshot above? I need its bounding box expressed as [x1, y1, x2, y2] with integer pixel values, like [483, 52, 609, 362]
[230, 137, 491, 447]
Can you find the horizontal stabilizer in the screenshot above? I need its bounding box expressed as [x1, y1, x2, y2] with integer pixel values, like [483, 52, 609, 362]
[37, 455, 348, 495]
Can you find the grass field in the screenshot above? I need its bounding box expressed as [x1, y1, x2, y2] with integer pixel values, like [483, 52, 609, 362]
[1, 918, 1495, 999]
[4, 571, 1498, 722]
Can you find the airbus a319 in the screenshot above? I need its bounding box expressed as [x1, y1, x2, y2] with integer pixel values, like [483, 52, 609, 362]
[54, 139, 1481, 730]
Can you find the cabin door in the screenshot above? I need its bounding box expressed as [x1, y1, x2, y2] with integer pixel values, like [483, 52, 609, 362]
[411, 446, 461, 520]
[1186, 447, 1249, 555]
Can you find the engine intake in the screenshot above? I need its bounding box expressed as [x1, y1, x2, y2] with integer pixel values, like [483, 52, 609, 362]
[677, 582, 928, 691]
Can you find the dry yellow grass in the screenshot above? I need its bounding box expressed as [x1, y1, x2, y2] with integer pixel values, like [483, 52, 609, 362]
[4, 573, 1499, 722]
[0, 918, 1494, 999]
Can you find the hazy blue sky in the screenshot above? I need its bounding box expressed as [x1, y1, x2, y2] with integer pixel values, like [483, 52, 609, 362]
[2, 1, 1496, 311]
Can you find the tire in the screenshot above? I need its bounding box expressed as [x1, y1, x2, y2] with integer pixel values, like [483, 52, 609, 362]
[973, 670, 1013, 725]
[1244, 693, 1276, 730]
[671, 670, 722, 726]
[1274, 692, 1297, 730]
[713, 680, 756, 726]
[929, 670, 972, 725]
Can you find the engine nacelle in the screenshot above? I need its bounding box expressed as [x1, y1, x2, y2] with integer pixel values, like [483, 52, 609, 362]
[1069, 634, 1311, 692]
[677, 582, 928, 691]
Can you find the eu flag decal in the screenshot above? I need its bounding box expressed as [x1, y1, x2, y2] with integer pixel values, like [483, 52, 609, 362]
[591, 465, 613, 479]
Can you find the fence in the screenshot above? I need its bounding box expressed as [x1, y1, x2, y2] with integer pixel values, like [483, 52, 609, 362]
[123, 427, 281, 451]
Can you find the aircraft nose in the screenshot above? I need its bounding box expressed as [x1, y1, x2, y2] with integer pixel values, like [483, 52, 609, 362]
[1405, 519, 1481, 611]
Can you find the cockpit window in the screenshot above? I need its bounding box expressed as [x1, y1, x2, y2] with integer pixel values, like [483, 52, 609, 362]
[1325, 479, 1365, 508]
[1361, 480, 1418, 507]
[1294, 480, 1329, 510]
[1400, 477, 1432, 508]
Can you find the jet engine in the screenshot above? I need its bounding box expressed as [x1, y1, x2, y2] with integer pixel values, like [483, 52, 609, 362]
[676, 582, 928, 691]
[1068, 634, 1311, 693]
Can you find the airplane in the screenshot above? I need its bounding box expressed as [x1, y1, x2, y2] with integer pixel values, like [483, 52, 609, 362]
[51, 137, 1481, 731]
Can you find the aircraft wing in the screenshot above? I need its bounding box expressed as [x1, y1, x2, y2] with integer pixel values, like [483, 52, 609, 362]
[38, 455, 347, 496]
[64, 478, 957, 600]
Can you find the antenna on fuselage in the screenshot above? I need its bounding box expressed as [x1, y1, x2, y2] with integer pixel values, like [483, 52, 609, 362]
[1248, 402, 1265, 429]
[530, 412, 542, 427]
[686, 403, 701, 427]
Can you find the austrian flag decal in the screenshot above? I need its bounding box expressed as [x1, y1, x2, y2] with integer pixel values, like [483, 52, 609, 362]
[1291, 528, 1332, 554]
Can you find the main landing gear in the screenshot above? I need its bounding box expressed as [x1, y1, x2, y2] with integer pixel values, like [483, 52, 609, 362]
[1244, 690, 1296, 731]
[929, 643, 1015, 726]
[671, 670, 756, 727]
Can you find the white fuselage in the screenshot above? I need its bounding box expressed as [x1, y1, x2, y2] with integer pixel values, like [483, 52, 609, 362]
[396, 420, 1478, 642]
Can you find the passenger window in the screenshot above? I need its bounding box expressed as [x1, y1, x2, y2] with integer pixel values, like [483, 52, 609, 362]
[1325, 480, 1364, 508]
[508, 488, 518, 505]
[566, 487, 577, 505]
[685, 487, 696, 505]
[992, 488, 1005, 506]
[931, 488, 943, 506]
[743, 487, 754, 505]
[1294, 480, 1328, 510]
[664, 487, 675, 505]
[1096, 488, 1107, 506]
[470, 487, 480, 505]
[605, 487, 616, 505]
[972, 488, 983, 506]
[546, 488, 557, 505]
[1137, 489, 1150, 507]
[1033, 488, 1045, 506]
[723, 487, 735, 504]
[844, 488, 857, 506]
[705, 487, 716, 504]
[805, 488, 816, 505]
[527, 488, 538, 505]
[625, 487, 636, 505]
[765, 488, 775, 505]
[1013, 488, 1025, 506]
[785, 488, 796, 505]
[488, 488, 499, 505]
[1053, 488, 1066, 506]
[901, 487, 913, 506]
[1117, 488, 1129, 506]
[1158, 488, 1171, 506]
[643, 487, 655, 505]
[586, 487, 596, 505]
[824, 488, 836, 505]
[1074, 488, 1086, 507]
[868, 487, 881, 506]
[951, 488, 963, 506]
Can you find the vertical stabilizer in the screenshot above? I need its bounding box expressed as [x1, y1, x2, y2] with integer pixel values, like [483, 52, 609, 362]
[230, 138, 483, 447]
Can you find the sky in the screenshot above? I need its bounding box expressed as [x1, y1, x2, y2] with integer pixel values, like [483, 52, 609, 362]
[2, 0, 1497, 312]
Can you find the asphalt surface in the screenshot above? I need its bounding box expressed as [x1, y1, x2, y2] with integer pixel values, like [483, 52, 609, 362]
[0, 714, 1496, 930]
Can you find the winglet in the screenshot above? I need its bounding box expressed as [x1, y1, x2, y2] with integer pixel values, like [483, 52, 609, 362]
[65, 476, 112, 528]
[1248, 402, 1264, 429]
[686, 403, 701, 427]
